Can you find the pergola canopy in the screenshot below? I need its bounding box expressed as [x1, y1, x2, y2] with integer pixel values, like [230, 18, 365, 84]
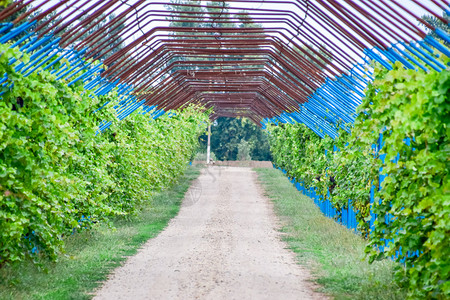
[0, 0, 449, 134]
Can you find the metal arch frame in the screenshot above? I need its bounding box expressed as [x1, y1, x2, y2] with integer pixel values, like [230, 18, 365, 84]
[0, 0, 449, 134]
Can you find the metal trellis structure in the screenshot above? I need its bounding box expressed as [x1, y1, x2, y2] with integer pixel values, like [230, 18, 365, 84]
[0, 0, 449, 135]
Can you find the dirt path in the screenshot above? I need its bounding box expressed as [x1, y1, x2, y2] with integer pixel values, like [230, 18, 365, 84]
[94, 166, 326, 300]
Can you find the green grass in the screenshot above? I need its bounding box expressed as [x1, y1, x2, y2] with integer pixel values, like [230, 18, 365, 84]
[255, 167, 406, 300]
[0, 165, 202, 300]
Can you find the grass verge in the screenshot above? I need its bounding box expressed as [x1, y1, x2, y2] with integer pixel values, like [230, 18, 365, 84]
[255, 167, 406, 300]
[0, 165, 202, 300]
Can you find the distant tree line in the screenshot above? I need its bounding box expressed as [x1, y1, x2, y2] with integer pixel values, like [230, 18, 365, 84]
[199, 117, 272, 161]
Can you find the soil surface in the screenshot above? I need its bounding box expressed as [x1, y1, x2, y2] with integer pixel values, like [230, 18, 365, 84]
[193, 160, 273, 168]
[94, 166, 327, 300]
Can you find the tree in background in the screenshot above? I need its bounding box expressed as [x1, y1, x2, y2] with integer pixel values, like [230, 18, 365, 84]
[420, 11, 449, 46]
[77, 13, 125, 60]
[1, 2, 125, 61]
[199, 117, 272, 161]
[165, 0, 204, 30]
[237, 139, 252, 161]
[0, 1, 68, 42]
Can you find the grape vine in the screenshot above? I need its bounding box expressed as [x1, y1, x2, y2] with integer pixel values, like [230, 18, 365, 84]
[0, 44, 209, 265]
[266, 59, 449, 298]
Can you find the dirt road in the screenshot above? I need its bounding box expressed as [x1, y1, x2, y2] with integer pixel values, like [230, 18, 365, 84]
[94, 166, 326, 300]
